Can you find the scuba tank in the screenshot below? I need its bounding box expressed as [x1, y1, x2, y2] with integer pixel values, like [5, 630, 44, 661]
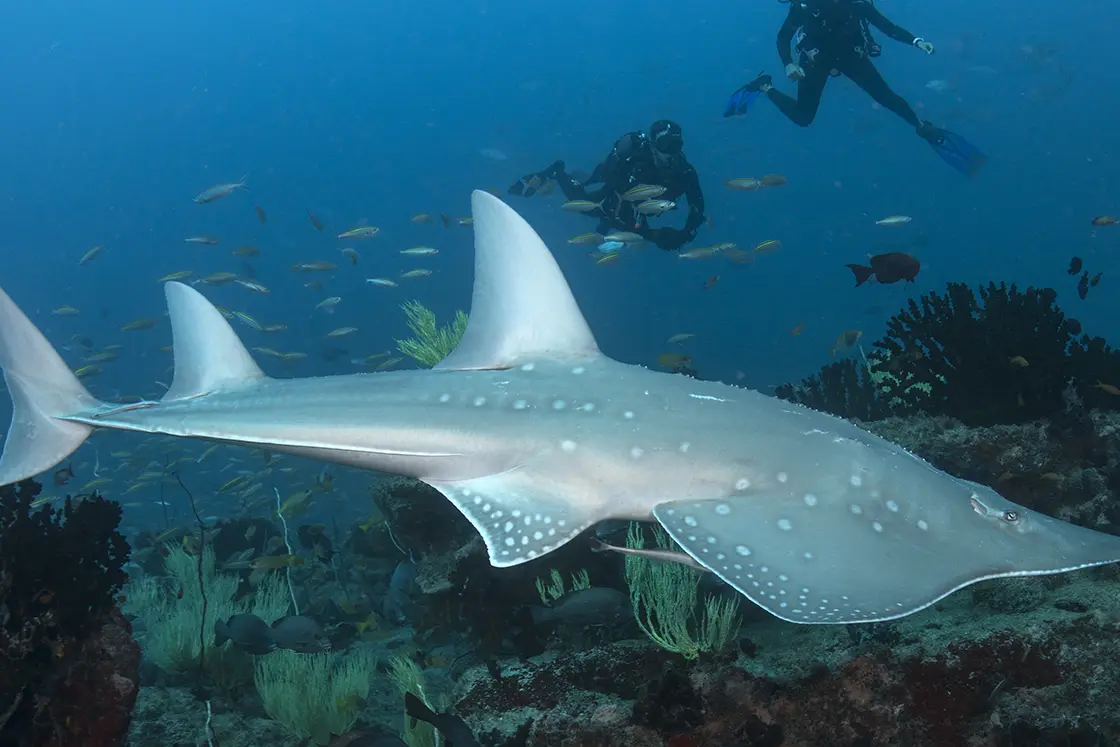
[781, 0, 881, 59]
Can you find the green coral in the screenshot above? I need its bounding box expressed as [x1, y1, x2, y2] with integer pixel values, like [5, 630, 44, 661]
[254, 647, 377, 745]
[123, 544, 290, 688]
[395, 300, 468, 367]
[623, 522, 740, 660]
[388, 654, 446, 747]
[534, 567, 591, 604]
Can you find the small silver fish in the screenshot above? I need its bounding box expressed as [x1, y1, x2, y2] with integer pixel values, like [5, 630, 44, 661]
[193, 174, 249, 204]
[635, 199, 676, 216]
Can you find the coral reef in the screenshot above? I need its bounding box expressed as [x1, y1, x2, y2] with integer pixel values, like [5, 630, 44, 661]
[775, 358, 892, 422]
[0, 479, 137, 746]
[778, 281, 1120, 425]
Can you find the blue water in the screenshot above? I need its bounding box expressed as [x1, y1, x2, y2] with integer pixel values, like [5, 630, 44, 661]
[1, 0, 1117, 403]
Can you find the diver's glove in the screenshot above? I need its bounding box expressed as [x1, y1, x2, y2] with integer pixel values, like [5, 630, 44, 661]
[507, 160, 565, 197]
[785, 62, 806, 80]
[913, 38, 935, 55]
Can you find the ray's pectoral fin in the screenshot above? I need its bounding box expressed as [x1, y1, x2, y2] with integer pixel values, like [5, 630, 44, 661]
[425, 471, 600, 567]
[653, 493, 957, 625]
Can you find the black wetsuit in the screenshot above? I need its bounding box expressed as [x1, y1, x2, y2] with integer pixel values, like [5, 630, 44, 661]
[542, 134, 706, 248]
[769, 0, 922, 129]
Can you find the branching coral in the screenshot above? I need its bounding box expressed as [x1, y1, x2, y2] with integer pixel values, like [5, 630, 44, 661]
[778, 282, 1120, 425]
[624, 523, 740, 660]
[775, 358, 892, 422]
[395, 300, 468, 367]
[254, 647, 377, 745]
[535, 567, 591, 604]
[123, 544, 290, 687]
[388, 654, 446, 747]
[872, 282, 1081, 425]
[0, 479, 132, 745]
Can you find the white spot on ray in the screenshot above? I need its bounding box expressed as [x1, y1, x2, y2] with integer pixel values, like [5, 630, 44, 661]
[689, 393, 730, 402]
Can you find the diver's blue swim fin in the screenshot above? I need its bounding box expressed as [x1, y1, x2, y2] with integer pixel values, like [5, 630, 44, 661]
[924, 125, 987, 177]
[723, 87, 761, 118]
[723, 72, 771, 118]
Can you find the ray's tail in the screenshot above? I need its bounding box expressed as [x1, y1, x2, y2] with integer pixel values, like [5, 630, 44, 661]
[0, 287, 104, 485]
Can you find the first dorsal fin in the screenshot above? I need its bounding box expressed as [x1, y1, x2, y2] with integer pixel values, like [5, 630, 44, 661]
[162, 282, 266, 401]
[435, 190, 600, 371]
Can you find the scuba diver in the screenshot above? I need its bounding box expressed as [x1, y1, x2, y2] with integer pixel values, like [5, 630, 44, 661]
[724, 0, 986, 177]
[507, 120, 707, 251]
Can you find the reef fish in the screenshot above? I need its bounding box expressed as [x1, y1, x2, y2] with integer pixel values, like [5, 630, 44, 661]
[845, 252, 921, 285]
[3, 192, 1120, 626]
[529, 586, 631, 626]
[404, 693, 481, 747]
[193, 175, 249, 204]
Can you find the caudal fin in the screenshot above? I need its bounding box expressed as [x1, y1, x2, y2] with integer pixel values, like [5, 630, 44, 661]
[0, 287, 103, 486]
[845, 264, 875, 286]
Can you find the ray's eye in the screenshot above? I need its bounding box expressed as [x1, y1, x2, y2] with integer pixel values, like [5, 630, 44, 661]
[1002, 510, 1020, 523]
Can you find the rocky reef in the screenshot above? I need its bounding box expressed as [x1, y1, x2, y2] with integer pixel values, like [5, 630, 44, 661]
[0, 480, 138, 747]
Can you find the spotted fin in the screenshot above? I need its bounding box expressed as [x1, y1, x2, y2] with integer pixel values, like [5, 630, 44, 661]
[425, 470, 599, 567]
[654, 491, 966, 625]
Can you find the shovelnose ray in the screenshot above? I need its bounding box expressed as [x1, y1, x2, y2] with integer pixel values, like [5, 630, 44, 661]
[3, 191, 1120, 625]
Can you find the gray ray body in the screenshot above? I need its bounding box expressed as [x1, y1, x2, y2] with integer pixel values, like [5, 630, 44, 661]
[2, 190, 1120, 625]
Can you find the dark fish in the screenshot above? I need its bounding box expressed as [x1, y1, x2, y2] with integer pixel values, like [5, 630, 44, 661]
[439, 213, 452, 229]
[1066, 318, 1082, 335]
[215, 613, 278, 655]
[702, 274, 719, 290]
[845, 252, 920, 285]
[1078, 272, 1090, 300]
[404, 693, 481, 747]
[53, 464, 74, 487]
[1067, 256, 1083, 275]
[307, 208, 324, 232]
[1090, 272, 1103, 287]
[530, 587, 631, 626]
[254, 204, 267, 225]
[271, 615, 330, 653]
